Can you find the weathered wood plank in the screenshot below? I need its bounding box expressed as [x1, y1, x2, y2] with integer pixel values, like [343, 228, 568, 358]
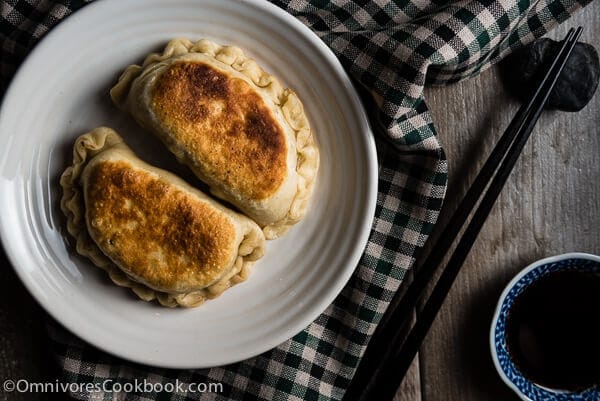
[0, 3, 597, 401]
[0, 251, 68, 401]
[409, 4, 600, 400]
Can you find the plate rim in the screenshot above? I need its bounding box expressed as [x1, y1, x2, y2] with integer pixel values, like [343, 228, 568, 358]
[0, 0, 378, 368]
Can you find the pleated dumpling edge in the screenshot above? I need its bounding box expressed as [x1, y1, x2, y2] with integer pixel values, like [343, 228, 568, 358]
[110, 38, 319, 239]
[60, 127, 266, 307]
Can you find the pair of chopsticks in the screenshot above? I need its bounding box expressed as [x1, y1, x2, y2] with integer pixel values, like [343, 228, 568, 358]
[344, 27, 583, 401]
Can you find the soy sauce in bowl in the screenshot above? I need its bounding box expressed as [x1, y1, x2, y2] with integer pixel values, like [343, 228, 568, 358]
[505, 270, 600, 391]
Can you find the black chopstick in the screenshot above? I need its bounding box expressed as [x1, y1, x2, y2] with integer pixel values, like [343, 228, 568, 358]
[344, 27, 582, 401]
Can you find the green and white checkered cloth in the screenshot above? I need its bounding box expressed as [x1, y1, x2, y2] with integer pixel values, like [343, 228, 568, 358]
[1, 0, 589, 399]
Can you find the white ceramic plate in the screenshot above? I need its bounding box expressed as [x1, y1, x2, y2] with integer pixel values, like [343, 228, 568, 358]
[0, 0, 377, 368]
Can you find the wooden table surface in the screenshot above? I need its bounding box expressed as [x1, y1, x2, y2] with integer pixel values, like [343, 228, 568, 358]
[397, 3, 600, 400]
[0, 3, 598, 401]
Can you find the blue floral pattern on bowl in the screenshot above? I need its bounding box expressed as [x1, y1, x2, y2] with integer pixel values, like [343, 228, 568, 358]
[490, 254, 600, 401]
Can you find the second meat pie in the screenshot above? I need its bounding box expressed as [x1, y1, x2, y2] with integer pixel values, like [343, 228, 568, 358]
[60, 127, 265, 307]
[111, 38, 319, 239]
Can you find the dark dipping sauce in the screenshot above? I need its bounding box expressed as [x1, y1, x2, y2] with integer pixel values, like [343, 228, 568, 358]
[506, 270, 600, 391]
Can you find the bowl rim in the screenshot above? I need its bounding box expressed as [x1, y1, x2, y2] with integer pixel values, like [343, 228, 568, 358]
[489, 252, 600, 401]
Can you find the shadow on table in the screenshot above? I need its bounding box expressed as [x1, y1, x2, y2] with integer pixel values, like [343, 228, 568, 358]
[0, 247, 71, 401]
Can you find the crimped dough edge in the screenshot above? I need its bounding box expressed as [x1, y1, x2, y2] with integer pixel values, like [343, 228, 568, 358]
[111, 38, 319, 239]
[59, 127, 262, 308]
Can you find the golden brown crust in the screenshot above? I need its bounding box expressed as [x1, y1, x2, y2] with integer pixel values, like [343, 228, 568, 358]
[111, 39, 320, 238]
[60, 127, 266, 308]
[150, 61, 287, 200]
[85, 160, 237, 292]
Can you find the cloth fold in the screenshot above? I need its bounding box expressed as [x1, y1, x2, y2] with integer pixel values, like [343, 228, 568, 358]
[0, 0, 589, 400]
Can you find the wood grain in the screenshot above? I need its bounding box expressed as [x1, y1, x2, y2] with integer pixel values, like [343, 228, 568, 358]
[0, 3, 598, 401]
[397, 3, 600, 400]
[0, 253, 68, 401]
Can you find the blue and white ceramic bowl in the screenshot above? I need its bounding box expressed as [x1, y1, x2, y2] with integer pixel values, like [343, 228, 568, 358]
[490, 253, 600, 401]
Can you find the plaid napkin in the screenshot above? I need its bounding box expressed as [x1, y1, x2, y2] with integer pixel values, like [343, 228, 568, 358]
[1, 0, 589, 400]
